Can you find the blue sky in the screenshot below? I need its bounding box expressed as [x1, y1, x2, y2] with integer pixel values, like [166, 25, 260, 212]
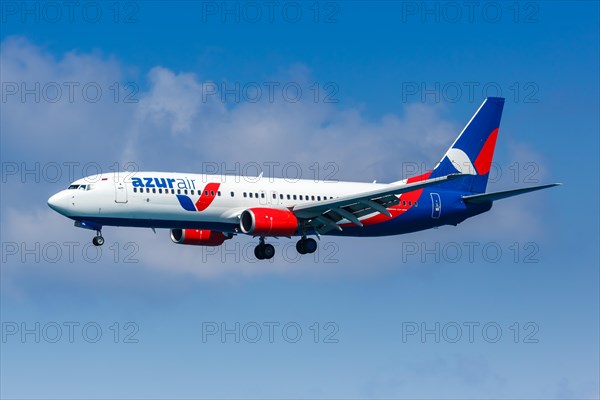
[1, 1, 598, 399]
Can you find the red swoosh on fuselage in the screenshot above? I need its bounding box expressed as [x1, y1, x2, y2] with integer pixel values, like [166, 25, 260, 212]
[195, 183, 221, 212]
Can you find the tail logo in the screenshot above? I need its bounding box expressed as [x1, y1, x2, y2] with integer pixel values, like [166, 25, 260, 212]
[437, 127, 499, 176]
[442, 148, 477, 175]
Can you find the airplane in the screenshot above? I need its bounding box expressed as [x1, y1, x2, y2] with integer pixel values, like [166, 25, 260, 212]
[47, 97, 559, 260]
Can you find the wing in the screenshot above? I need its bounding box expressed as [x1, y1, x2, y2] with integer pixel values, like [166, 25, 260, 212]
[292, 173, 464, 234]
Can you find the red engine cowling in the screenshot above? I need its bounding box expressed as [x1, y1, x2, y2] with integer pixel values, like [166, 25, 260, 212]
[240, 208, 299, 236]
[170, 229, 229, 246]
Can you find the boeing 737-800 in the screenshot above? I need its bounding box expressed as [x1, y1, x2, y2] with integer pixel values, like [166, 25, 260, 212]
[47, 97, 559, 260]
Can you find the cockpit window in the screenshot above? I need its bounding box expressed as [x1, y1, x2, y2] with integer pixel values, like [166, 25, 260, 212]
[68, 184, 79, 190]
[79, 185, 87, 190]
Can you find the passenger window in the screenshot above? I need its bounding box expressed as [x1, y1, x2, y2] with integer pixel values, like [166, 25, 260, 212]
[287, 194, 290, 200]
[211, 191, 215, 196]
[293, 195, 297, 200]
[311, 195, 315, 201]
[231, 192, 235, 197]
[205, 190, 209, 196]
[280, 194, 283, 200]
[249, 193, 253, 198]
[177, 189, 181, 194]
[146, 188, 150, 193]
[261, 193, 265, 198]
[218, 191, 221, 196]
[191, 190, 194, 195]
[272, 193, 276, 199]
[133, 188, 137, 193]
[408, 201, 412, 206]
[299, 195, 303, 200]
[171, 189, 175, 194]
[243, 192, 247, 198]
[317, 196, 321, 201]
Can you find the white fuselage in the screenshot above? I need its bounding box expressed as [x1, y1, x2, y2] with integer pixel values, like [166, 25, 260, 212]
[48, 172, 399, 233]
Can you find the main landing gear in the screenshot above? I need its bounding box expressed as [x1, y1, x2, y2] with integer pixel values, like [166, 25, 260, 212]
[254, 237, 275, 260]
[253, 236, 317, 260]
[296, 237, 317, 255]
[92, 231, 105, 246]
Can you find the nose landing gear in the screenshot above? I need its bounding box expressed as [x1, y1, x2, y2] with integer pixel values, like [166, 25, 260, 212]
[92, 231, 104, 246]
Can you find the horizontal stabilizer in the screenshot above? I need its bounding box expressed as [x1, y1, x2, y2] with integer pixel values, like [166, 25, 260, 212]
[462, 183, 561, 204]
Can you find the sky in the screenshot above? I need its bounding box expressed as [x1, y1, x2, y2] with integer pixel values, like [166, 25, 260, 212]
[0, 1, 599, 399]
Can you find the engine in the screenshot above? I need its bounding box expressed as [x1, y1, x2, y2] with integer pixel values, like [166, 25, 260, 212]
[170, 229, 230, 246]
[240, 208, 299, 236]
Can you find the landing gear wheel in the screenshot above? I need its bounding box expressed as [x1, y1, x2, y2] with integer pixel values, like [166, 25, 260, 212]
[303, 238, 317, 254]
[92, 235, 104, 246]
[296, 238, 317, 255]
[254, 243, 275, 260]
[254, 244, 265, 260]
[262, 244, 275, 259]
[296, 240, 307, 254]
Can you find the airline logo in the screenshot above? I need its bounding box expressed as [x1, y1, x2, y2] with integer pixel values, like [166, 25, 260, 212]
[176, 183, 221, 212]
[132, 176, 198, 190]
[131, 177, 219, 212]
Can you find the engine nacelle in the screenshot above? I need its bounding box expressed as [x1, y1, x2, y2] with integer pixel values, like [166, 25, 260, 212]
[240, 208, 299, 236]
[170, 229, 229, 246]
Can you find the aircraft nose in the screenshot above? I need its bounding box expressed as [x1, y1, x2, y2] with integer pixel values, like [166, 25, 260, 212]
[47, 193, 60, 211]
[48, 192, 68, 214]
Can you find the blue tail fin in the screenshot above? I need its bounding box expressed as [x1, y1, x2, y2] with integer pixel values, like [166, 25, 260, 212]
[430, 97, 505, 194]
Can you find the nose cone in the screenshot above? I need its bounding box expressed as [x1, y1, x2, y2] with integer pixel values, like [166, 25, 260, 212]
[48, 192, 68, 215]
[48, 193, 58, 210]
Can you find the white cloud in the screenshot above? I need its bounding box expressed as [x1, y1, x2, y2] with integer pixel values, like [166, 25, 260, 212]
[0, 36, 133, 163]
[1, 36, 555, 282]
